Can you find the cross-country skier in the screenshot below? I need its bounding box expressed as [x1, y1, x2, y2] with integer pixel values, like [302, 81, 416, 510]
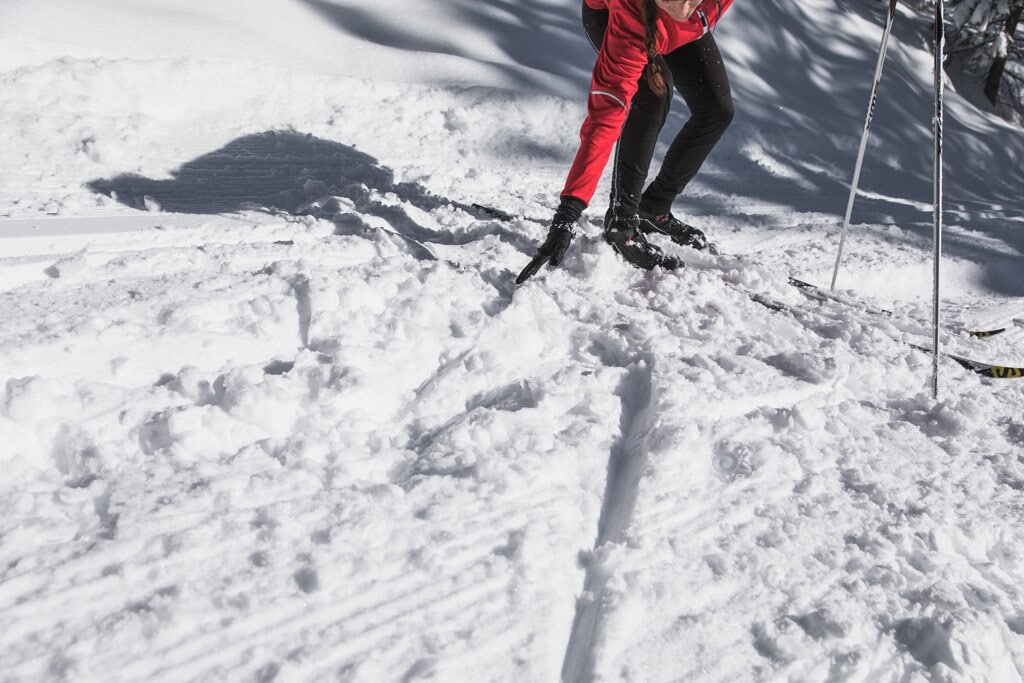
[517, 0, 735, 283]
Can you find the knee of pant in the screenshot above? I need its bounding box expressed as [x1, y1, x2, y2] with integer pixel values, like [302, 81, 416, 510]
[714, 99, 735, 131]
[696, 98, 737, 133]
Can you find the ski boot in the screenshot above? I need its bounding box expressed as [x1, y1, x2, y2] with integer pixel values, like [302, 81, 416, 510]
[603, 214, 682, 271]
[639, 211, 716, 253]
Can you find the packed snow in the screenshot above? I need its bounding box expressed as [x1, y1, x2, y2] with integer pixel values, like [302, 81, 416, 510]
[2, 0, 1024, 681]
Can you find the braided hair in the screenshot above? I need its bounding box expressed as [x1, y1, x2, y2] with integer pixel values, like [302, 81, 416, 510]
[642, 0, 668, 97]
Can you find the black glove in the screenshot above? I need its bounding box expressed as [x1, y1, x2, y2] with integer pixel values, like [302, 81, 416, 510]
[515, 196, 586, 285]
[516, 221, 576, 284]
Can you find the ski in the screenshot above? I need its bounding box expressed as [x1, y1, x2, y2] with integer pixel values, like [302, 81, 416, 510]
[788, 277, 1008, 339]
[745, 288, 1024, 380]
[472, 203, 515, 222]
[473, 202, 552, 224]
[909, 344, 1024, 378]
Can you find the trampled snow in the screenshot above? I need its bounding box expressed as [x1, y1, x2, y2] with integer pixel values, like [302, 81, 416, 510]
[2, 0, 1024, 681]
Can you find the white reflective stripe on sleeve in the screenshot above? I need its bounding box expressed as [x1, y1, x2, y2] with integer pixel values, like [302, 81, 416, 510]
[591, 90, 627, 109]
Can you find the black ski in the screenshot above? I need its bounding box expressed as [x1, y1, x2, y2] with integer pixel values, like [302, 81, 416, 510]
[746, 286, 1024, 379]
[788, 277, 1008, 339]
[472, 203, 516, 221]
[909, 344, 1024, 378]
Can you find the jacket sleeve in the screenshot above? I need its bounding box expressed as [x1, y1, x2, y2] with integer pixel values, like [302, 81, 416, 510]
[560, 3, 651, 205]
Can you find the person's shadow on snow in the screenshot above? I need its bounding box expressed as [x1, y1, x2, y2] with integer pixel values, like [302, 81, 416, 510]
[88, 130, 529, 259]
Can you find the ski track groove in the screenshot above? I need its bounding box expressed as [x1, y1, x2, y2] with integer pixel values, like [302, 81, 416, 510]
[2, 525, 265, 631]
[298, 576, 513, 680]
[0, 480, 313, 604]
[3, 441, 565, 672]
[121, 567, 433, 676]
[100, 490, 549, 678]
[377, 613, 533, 679]
[134, 567, 509, 681]
[402, 490, 556, 547]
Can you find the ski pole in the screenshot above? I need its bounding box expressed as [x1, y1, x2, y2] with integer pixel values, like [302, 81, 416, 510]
[831, 0, 900, 291]
[932, 0, 945, 399]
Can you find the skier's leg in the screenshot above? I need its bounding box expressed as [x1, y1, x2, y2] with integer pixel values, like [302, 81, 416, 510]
[581, 0, 673, 220]
[640, 33, 733, 216]
[608, 59, 673, 220]
[580, 1, 680, 270]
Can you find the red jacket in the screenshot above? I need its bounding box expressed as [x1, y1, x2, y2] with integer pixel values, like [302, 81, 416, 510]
[561, 0, 734, 204]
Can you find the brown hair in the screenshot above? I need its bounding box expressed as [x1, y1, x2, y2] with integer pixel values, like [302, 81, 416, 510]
[643, 0, 668, 97]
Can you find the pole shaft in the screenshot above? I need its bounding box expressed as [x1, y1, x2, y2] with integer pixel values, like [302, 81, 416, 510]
[933, 0, 945, 399]
[831, 0, 900, 291]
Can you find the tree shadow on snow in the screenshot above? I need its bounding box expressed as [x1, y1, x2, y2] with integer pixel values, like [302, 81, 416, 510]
[660, 1, 1024, 294]
[88, 131, 531, 258]
[298, 0, 594, 93]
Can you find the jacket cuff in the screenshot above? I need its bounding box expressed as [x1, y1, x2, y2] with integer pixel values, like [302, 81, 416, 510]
[555, 196, 588, 224]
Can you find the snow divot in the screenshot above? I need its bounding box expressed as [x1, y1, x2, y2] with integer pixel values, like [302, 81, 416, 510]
[262, 360, 295, 376]
[293, 565, 319, 594]
[711, 439, 754, 482]
[289, 274, 313, 349]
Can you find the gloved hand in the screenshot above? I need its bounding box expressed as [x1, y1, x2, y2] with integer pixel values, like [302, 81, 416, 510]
[515, 196, 586, 285]
[516, 221, 576, 284]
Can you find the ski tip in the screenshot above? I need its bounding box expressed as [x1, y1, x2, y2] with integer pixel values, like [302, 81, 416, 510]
[472, 203, 515, 222]
[985, 366, 1024, 379]
[788, 277, 816, 289]
[966, 327, 1007, 339]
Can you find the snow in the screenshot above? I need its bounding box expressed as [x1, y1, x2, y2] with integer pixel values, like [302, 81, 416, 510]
[2, 0, 1024, 681]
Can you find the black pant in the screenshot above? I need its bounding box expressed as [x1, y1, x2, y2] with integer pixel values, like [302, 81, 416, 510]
[582, 3, 734, 219]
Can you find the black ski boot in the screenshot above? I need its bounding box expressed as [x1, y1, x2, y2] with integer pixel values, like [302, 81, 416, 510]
[603, 214, 682, 271]
[639, 211, 713, 252]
